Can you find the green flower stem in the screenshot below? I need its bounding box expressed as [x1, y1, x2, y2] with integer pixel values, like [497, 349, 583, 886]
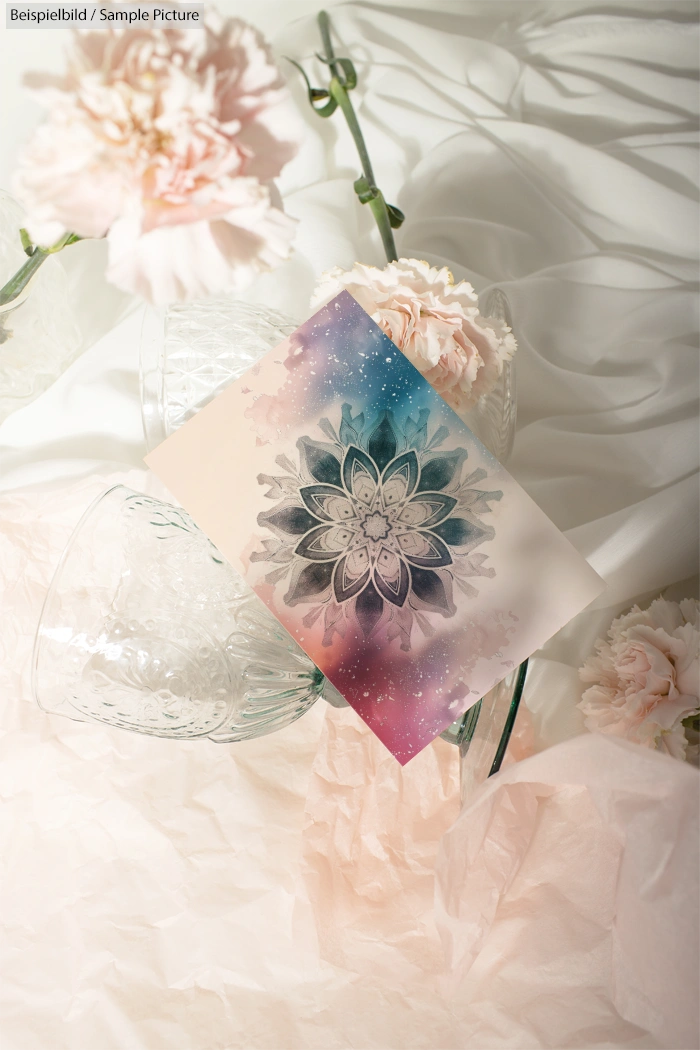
[318, 10, 399, 264]
[328, 76, 377, 194]
[328, 78, 398, 264]
[0, 231, 79, 309]
[0, 247, 48, 308]
[367, 192, 399, 265]
[317, 9, 344, 84]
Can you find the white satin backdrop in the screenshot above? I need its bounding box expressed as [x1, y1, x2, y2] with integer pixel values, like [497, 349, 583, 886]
[0, 3, 698, 1048]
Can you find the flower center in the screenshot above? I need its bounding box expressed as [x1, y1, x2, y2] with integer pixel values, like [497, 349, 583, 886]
[362, 511, 391, 541]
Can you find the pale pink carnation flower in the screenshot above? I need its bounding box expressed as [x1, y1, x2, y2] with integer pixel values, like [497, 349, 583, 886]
[311, 259, 517, 416]
[578, 598, 700, 760]
[14, 13, 301, 303]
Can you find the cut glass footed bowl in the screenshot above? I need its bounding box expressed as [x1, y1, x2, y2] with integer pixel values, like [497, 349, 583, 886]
[33, 486, 338, 742]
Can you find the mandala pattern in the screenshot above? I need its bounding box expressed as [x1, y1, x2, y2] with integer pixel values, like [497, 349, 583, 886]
[252, 405, 503, 650]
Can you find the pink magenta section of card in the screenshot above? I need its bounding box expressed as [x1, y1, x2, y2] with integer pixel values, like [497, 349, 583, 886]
[146, 292, 604, 763]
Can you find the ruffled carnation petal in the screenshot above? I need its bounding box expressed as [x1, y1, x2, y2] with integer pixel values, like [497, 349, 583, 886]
[15, 115, 124, 243]
[578, 597, 700, 760]
[311, 258, 516, 416]
[13, 13, 301, 294]
[106, 184, 296, 303]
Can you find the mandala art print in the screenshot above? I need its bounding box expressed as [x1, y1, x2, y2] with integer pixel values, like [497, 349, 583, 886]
[147, 291, 604, 762]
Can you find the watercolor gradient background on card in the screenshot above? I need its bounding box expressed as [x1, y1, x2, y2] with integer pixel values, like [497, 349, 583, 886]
[146, 291, 604, 763]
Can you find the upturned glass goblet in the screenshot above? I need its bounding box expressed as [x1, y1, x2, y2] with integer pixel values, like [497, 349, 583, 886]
[32, 485, 333, 742]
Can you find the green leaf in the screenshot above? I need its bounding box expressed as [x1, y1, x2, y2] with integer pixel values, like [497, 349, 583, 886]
[354, 176, 378, 204]
[284, 57, 337, 117]
[335, 57, 357, 90]
[314, 53, 357, 91]
[387, 204, 405, 229]
[19, 228, 34, 256]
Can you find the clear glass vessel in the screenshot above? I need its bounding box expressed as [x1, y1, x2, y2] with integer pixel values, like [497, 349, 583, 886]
[32, 485, 332, 742]
[139, 290, 517, 461]
[140, 298, 297, 452]
[0, 191, 81, 425]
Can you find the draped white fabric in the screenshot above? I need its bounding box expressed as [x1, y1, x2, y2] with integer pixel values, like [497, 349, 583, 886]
[0, 3, 697, 1048]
